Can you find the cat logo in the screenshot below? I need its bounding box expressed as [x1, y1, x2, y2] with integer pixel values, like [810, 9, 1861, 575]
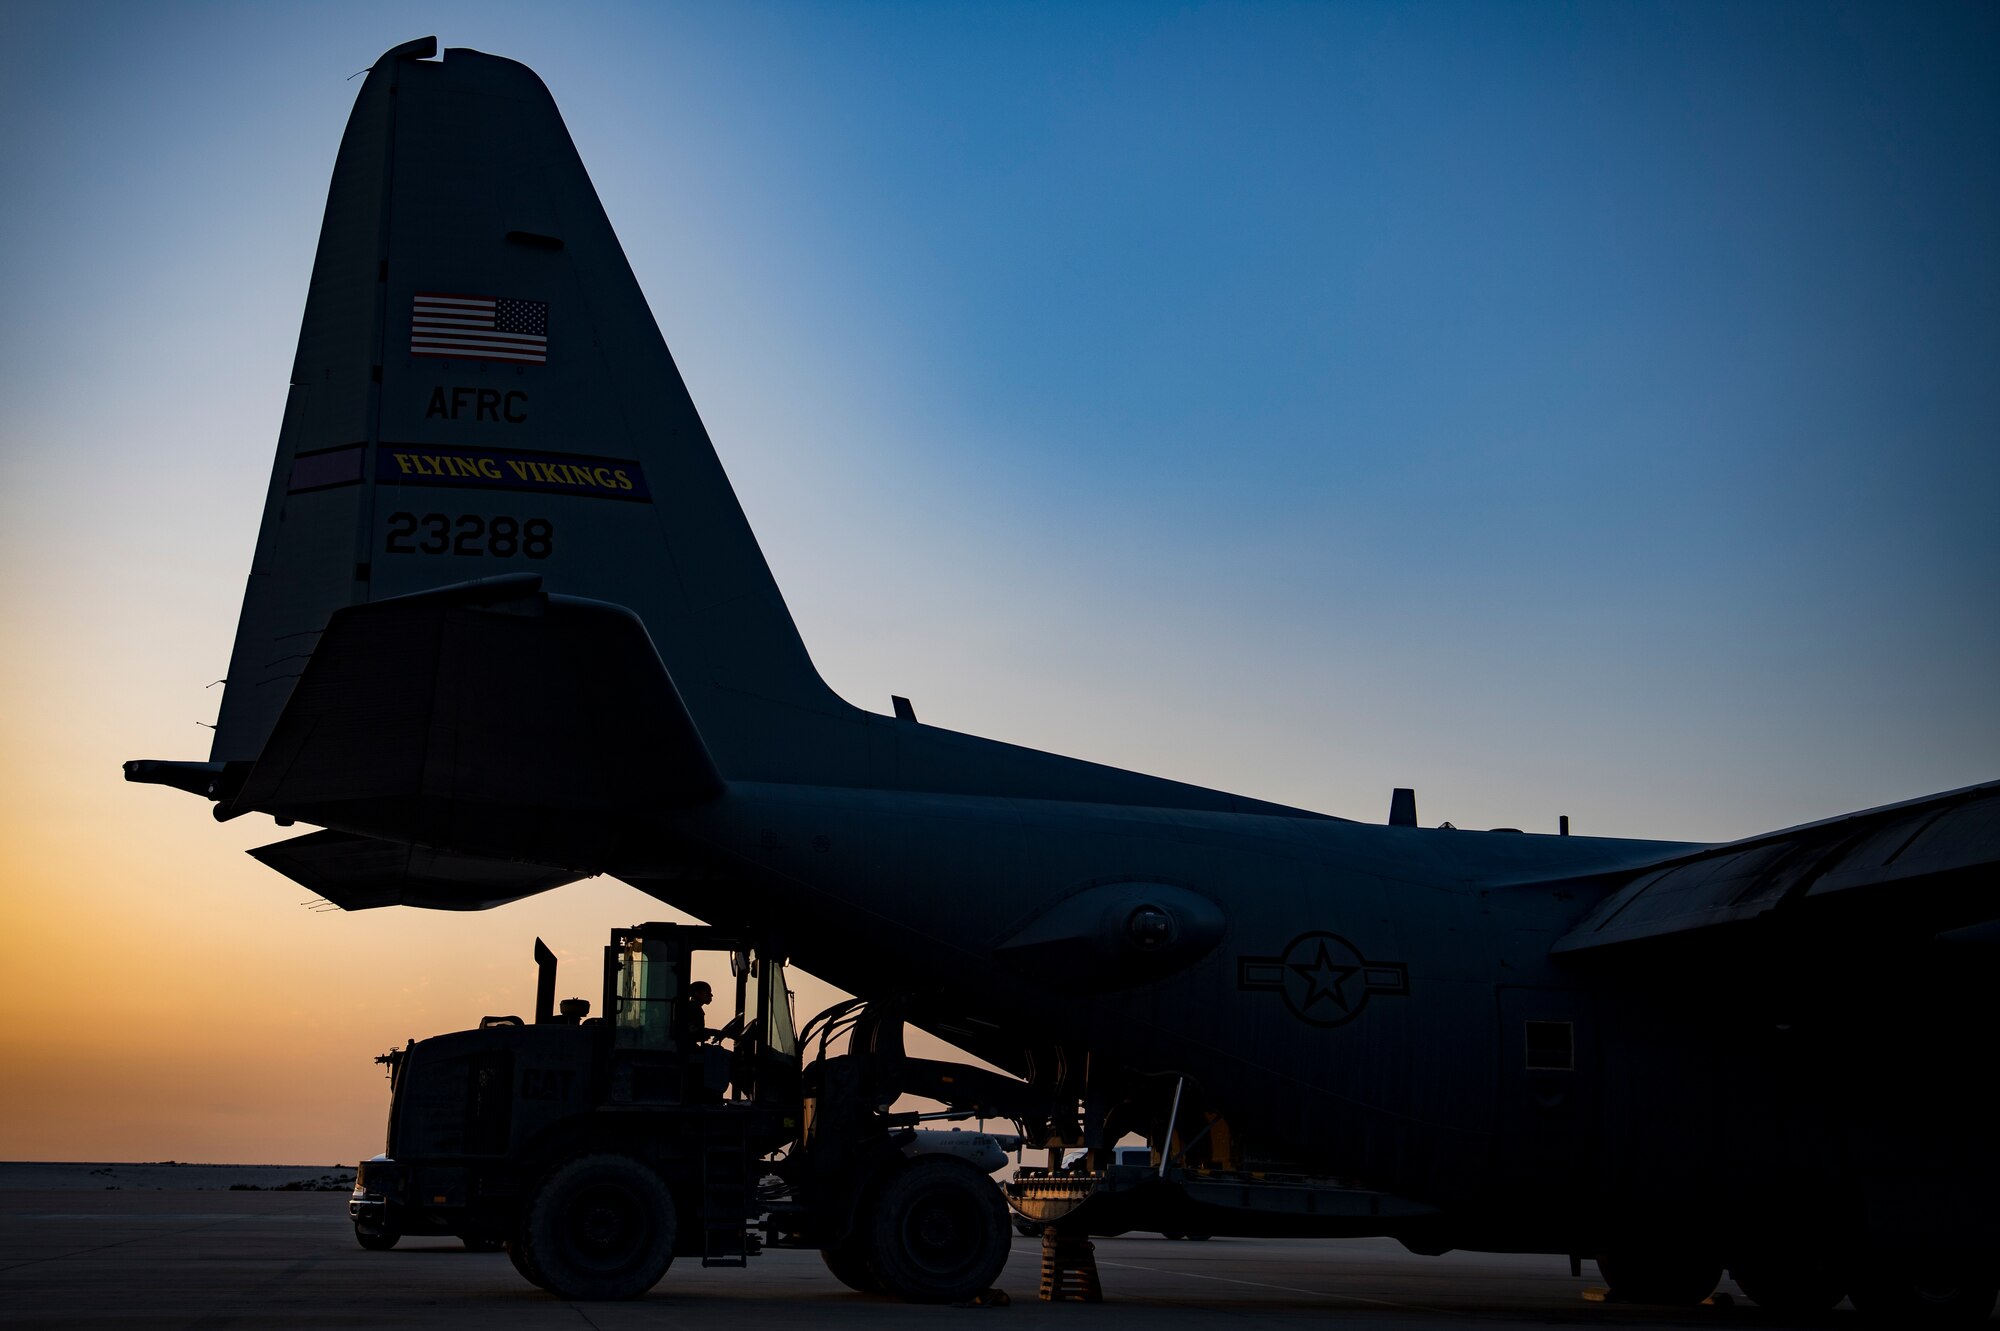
[520, 1068, 577, 1101]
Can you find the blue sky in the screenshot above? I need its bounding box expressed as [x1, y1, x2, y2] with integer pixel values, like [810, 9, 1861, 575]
[2, 1, 1994, 840]
[1, 0, 1995, 1160]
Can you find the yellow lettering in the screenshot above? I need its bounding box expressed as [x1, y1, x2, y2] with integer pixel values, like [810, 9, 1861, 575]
[592, 467, 614, 489]
[505, 460, 532, 480]
[479, 458, 502, 480]
[393, 453, 414, 475]
[614, 469, 633, 490]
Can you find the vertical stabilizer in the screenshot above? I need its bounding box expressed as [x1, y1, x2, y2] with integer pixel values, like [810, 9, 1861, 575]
[206, 41, 1326, 820]
[212, 41, 842, 774]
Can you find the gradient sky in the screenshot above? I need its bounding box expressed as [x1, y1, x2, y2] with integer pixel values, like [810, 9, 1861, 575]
[1, 1, 1994, 1162]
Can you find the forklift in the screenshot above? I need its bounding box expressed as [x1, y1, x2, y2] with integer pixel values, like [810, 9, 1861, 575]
[349, 922, 1057, 1302]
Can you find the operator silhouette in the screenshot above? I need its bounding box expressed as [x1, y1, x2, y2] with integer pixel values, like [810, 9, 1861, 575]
[678, 980, 715, 1046]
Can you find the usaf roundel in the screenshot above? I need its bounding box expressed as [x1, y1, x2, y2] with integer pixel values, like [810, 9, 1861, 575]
[1237, 932, 1409, 1028]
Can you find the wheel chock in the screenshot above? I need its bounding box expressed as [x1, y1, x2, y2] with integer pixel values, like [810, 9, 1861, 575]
[1039, 1228, 1103, 1303]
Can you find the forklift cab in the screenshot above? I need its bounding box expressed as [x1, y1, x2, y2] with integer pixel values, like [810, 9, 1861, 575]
[594, 923, 799, 1106]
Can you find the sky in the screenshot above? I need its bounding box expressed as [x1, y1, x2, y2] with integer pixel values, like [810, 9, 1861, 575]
[0, 1, 1994, 1163]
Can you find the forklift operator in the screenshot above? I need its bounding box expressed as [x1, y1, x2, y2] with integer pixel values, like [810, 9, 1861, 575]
[677, 980, 715, 1047]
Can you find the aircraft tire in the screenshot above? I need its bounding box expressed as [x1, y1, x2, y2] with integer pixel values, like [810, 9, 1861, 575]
[354, 1224, 399, 1251]
[522, 1154, 676, 1300]
[1730, 1252, 1845, 1314]
[1595, 1251, 1721, 1306]
[865, 1156, 1010, 1304]
[821, 1236, 887, 1294]
[1848, 1254, 2000, 1324]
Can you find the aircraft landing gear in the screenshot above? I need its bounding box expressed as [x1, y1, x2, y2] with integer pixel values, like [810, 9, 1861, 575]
[1594, 1250, 1721, 1306]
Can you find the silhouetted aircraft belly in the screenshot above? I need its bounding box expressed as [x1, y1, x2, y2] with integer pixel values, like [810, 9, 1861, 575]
[125, 37, 2000, 1291]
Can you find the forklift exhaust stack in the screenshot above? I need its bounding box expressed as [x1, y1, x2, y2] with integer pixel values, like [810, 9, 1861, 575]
[534, 938, 557, 1024]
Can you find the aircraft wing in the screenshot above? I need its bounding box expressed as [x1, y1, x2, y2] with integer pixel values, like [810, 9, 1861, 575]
[1549, 779, 2000, 959]
[249, 828, 584, 911]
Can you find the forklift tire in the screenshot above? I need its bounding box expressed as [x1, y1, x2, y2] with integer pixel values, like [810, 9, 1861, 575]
[865, 1156, 1011, 1304]
[1595, 1250, 1721, 1306]
[355, 1225, 399, 1251]
[506, 1234, 550, 1290]
[522, 1154, 677, 1300]
[821, 1237, 886, 1294]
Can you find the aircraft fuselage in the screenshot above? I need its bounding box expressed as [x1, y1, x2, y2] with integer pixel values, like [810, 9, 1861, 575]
[625, 784, 1992, 1256]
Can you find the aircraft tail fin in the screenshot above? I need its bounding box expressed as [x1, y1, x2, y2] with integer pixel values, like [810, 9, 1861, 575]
[217, 576, 718, 871]
[211, 39, 841, 779]
[180, 37, 1335, 825]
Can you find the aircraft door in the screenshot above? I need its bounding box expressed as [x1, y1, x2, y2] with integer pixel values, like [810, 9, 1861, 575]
[1495, 987, 1600, 1205]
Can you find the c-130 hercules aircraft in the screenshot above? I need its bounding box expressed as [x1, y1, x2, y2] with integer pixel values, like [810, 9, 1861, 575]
[129, 38, 1997, 1319]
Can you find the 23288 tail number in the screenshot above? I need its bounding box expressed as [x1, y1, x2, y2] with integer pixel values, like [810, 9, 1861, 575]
[385, 513, 553, 559]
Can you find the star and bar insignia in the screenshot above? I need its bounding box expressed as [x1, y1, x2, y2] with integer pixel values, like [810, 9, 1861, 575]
[1238, 932, 1409, 1028]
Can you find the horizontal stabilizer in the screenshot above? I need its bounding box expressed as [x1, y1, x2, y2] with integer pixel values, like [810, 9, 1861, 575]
[123, 759, 243, 800]
[221, 580, 720, 870]
[250, 828, 581, 911]
[1552, 780, 2000, 958]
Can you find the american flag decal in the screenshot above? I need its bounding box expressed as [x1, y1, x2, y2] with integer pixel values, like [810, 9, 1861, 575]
[410, 293, 549, 363]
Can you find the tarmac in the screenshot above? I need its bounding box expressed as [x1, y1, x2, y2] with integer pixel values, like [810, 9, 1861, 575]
[5, 1178, 1956, 1330]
